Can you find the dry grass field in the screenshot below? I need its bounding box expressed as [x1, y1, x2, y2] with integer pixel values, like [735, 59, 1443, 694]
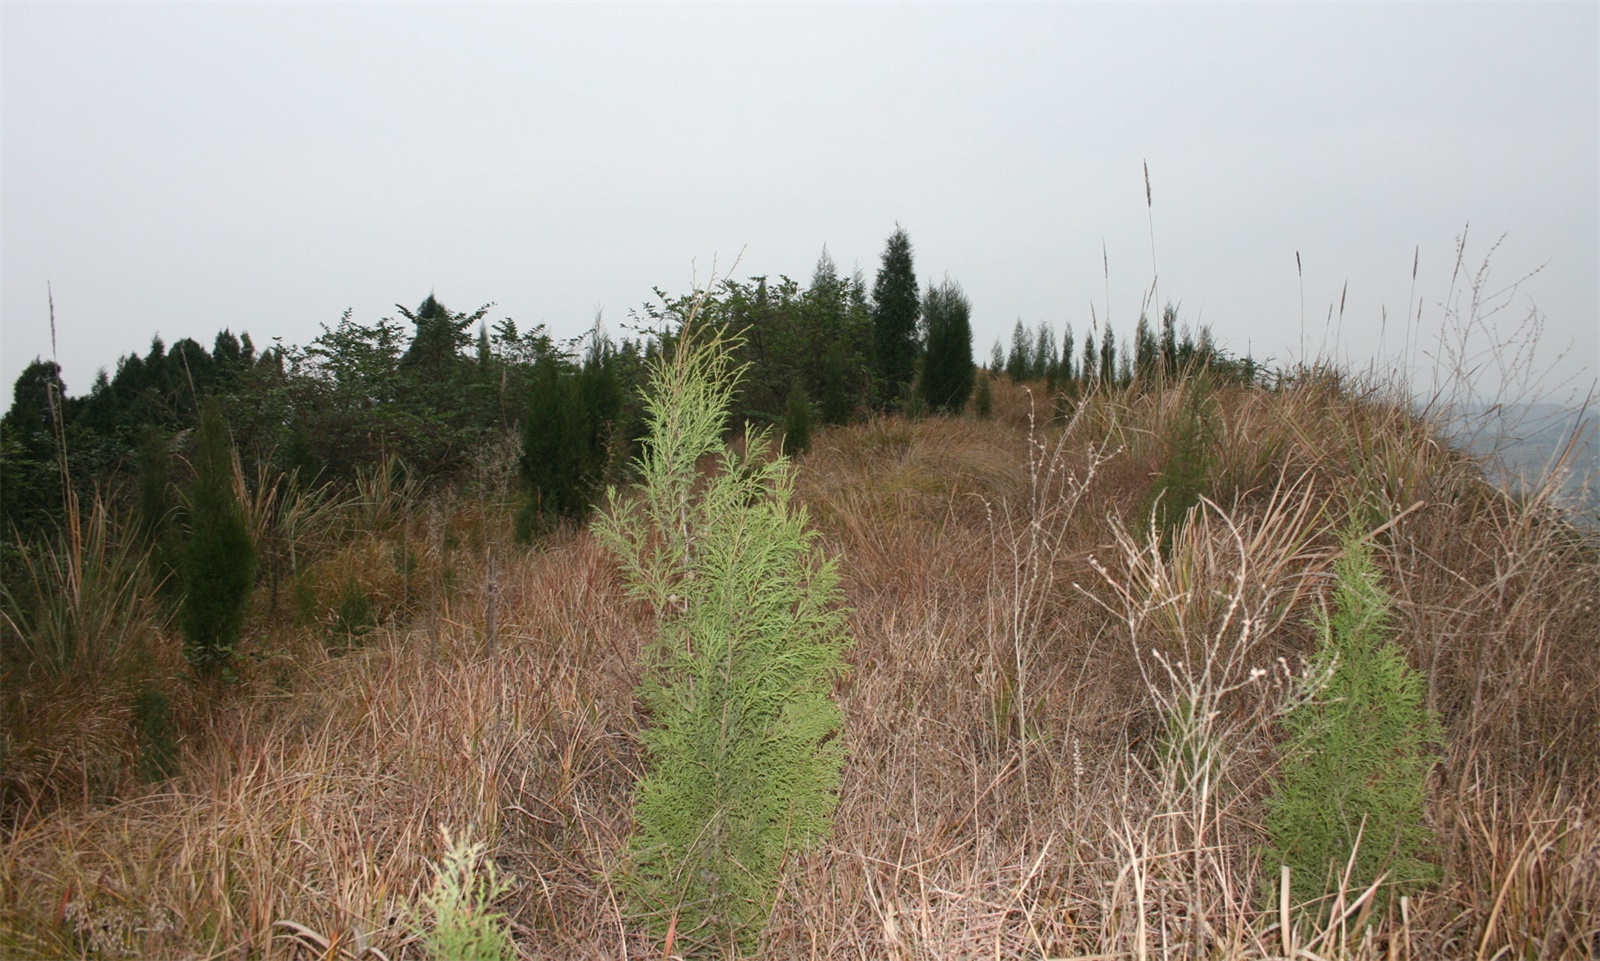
[3, 373, 1597, 959]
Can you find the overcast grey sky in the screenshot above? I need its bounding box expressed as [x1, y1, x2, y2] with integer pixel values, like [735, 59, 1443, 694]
[3, 3, 1596, 404]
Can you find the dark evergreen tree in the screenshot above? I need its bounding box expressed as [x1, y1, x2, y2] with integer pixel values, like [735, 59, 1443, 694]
[0, 359, 68, 539]
[870, 226, 920, 409]
[989, 340, 1005, 374]
[1007, 320, 1031, 383]
[135, 428, 177, 585]
[1061, 324, 1076, 386]
[1134, 314, 1157, 383]
[1160, 305, 1179, 377]
[180, 401, 256, 676]
[1082, 330, 1098, 386]
[919, 277, 975, 415]
[517, 358, 586, 539]
[1100, 326, 1118, 388]
[578, 328, 625, 484]
[1032, 321, 1054, 382]
[398, 294, 477, 378]
[212, 329, 244, 384]
[782, 379, 813, 456]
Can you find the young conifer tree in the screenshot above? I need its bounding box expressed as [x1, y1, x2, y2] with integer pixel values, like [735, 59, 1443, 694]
[180, 401, 256, 675]
[974, 371, 993, 419]
[871, 225, 920, 410]
[1263, 527, 1440, 918]
[919, 277, 975, 415]
[782, 378, 813, 456]
[597, 320, 850, 953]
[1006, 319, 1031, 383]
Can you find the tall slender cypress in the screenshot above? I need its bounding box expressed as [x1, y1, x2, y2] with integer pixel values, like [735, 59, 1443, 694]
[870, 226, 920, 410]
[1007, 320, 1031, 383]
[598, 324, 849, 953]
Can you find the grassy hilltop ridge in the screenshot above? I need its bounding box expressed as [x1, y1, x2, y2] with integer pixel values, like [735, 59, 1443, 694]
[3, 369, 1598, 958]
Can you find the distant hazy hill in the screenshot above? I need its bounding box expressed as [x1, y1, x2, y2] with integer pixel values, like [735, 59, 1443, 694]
[1443, 401, 1598, 519]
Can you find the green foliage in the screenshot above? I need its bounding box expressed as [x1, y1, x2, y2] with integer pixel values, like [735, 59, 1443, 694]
[180, 402, 256, 676]
[782, 379, 813, 456]
[919, 277, 975, 415]
[515, 332, 626, 540]
[974, 371, 993, 419]
[871, 226, 921, 410]
[643, 265, 874, 431]
[1160, 304, 1179, 376]
[598, 323, 850, 954]
[410, 828, 515, 961]
[330, 579, 376, 648]
[0, 496, 153, 679]
[0, 359, 68, 541]
[517, 358, 586, 540]
[1263, 528, 1441, 919]
[820, 341, 852, 426]
[134, 428, 180, 596]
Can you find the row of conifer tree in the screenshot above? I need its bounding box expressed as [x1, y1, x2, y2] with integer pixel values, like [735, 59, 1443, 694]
[2, 227, 1252, 557]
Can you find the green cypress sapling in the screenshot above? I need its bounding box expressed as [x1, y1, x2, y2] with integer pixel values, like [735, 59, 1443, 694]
[1263, 527, 1441, 919]
[597, 321, 850, 954]
[180, 401, 256, 676]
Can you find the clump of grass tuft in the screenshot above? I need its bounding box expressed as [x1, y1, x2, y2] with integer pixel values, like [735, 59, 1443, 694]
[1139, 374, 1218, 549]
[1, 494, 157, 680]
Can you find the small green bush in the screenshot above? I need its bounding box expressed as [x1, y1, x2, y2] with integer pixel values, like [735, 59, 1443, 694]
[1262, 527, 1441, 920]
[131, 685, 178, 783]
[329, 579, 375, 648]
[411, 828, 514, 961]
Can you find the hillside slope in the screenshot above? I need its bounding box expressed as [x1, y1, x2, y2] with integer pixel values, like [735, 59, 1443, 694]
[3, 373, 1597, 959]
